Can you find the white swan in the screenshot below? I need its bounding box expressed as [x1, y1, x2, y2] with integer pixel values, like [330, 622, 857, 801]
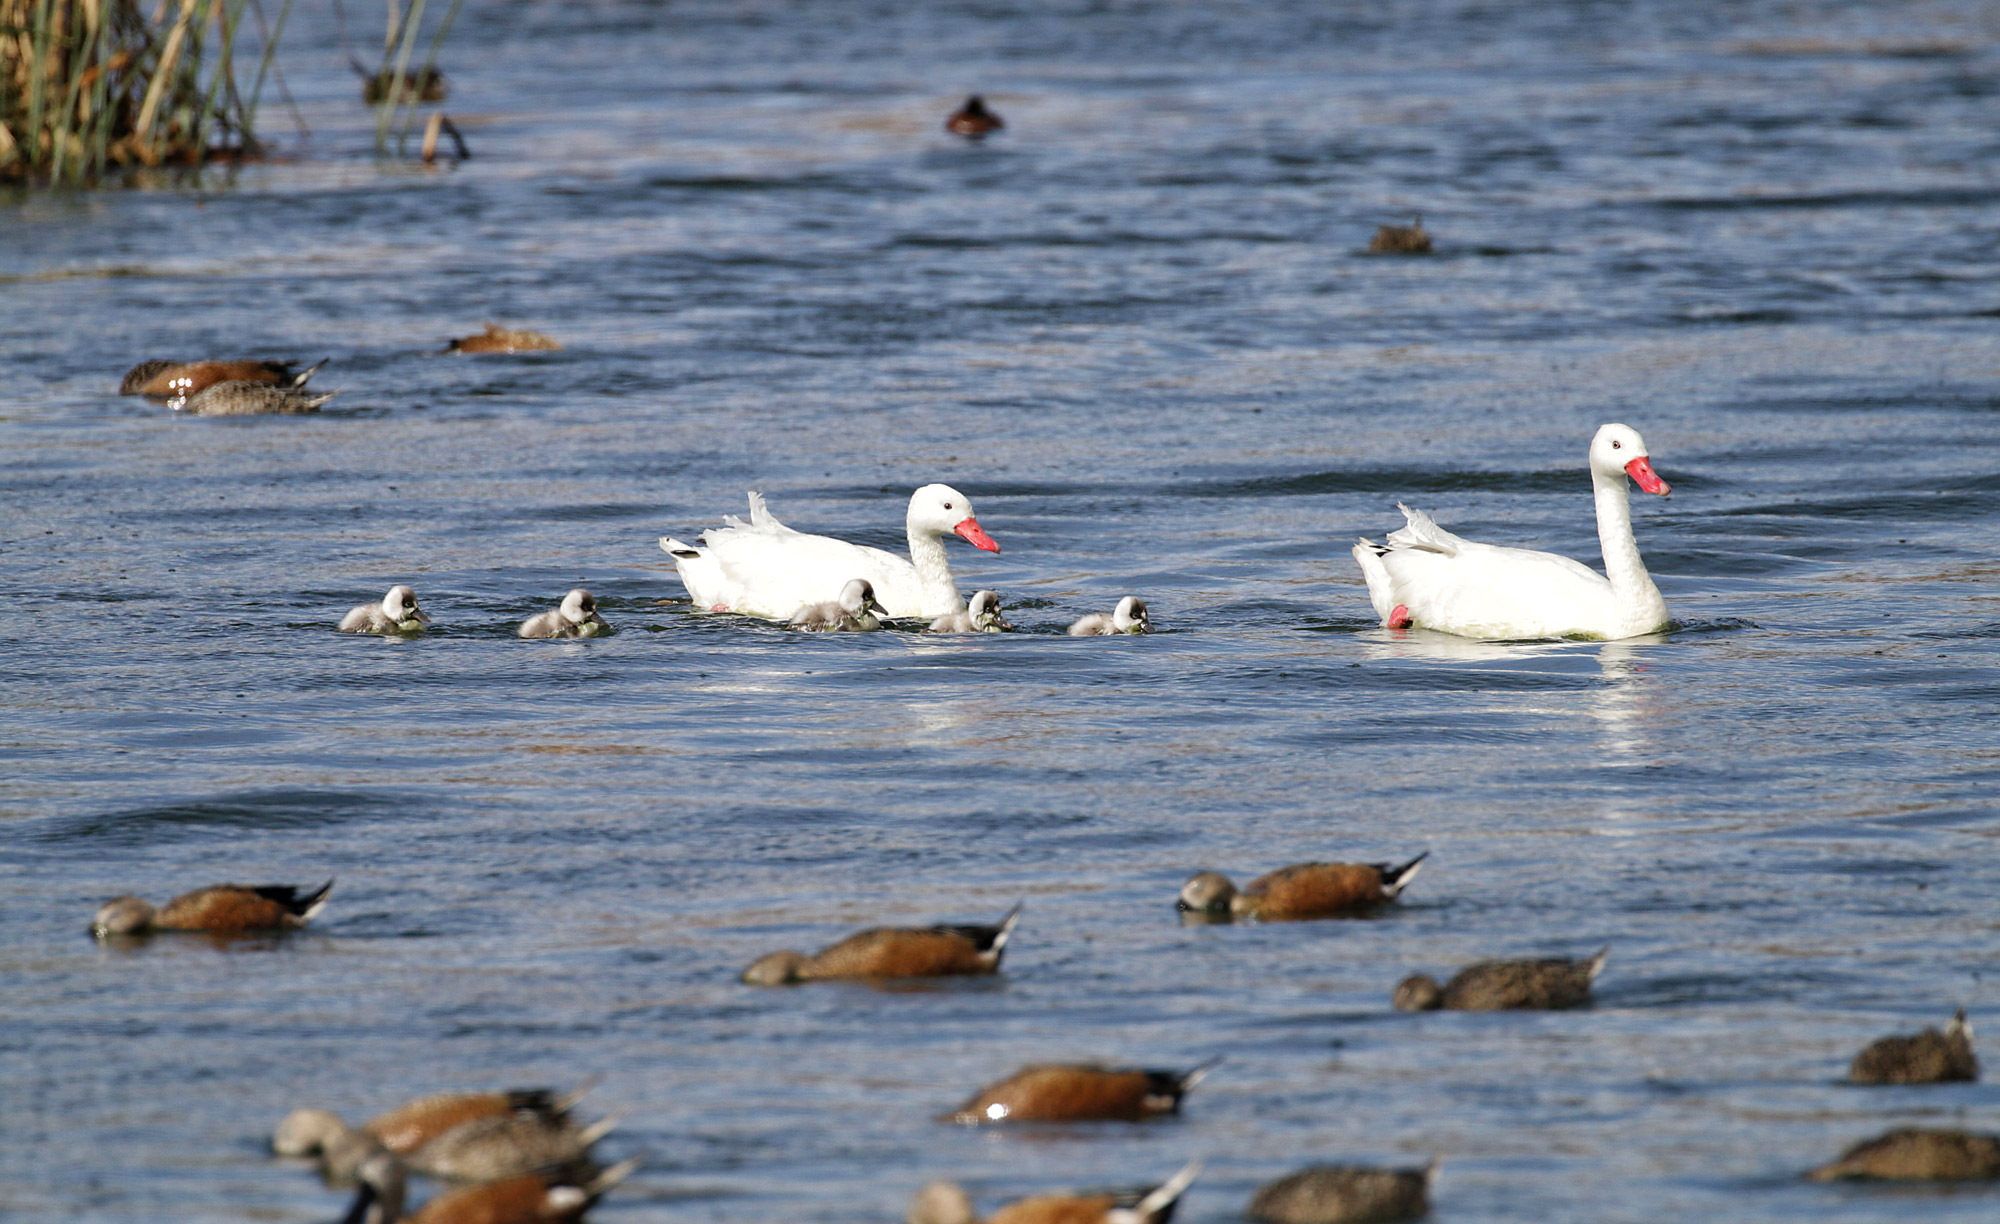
[659, 484, 999, 620]
[1069, 596, 1149, 636]
[1351, 423, 1672, 641]
[927, 590, 1011, 634]
[789, 579, 888, 632]
[519, 589, 610, 639]
[339, 585, 429, 634]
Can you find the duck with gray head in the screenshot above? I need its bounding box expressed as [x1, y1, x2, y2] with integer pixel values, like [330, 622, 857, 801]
[743, 904, 1021, 985]
[1179, 853, 1427, 923]
[275, 1088, 611, 1184]
[1394, 947, 1607, 1011]
[179, 379, 336, 415]
[1248, 1161, 1437, 1224]
[1848, 1009, 1977, 1084]
[92, 880, 333, 938]
[908, 1160, 1200, 1224]
[1807, 1128, 2000, 1181]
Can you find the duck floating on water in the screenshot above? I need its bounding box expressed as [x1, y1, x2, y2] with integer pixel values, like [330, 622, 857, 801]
[338, 1151, 636, 1224]
[276, 1093, 613, 1183]
[340, 585, 431, 635]
[1248, 1162, 1437, 1224]
[1069, 596, 1149, 636]
[520, 589, 611, 639]
[1394, 947, 1608, 1011]
[946, 1059, 1217, 1124]
[1178, 854, 1427, 923]
[743, 905, 1021, 985]
[945, 95, 1005, 139]
[92, 880, 333, 938]
[120, 357, 327, 400]
[789, 578, 889, 632]
[927, 589, 1011, 633]
[1367, 217, 1431, 254]
[908, 1160, 1200, 1224]
[1848, 1009, 1977, 1084]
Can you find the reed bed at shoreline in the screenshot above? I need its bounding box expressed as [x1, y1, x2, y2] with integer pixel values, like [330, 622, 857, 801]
[1, 0, 289, 186]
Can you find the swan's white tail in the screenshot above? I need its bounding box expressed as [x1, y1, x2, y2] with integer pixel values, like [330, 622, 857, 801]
[1351, 539, 1397, 622]
[659, 536, 701, 559]
[1586, 945, 1611, 982]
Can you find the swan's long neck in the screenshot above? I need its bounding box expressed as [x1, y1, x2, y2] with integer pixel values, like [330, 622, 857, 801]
[907, 525, 960, 609]
[1593, 468, 1666, 632]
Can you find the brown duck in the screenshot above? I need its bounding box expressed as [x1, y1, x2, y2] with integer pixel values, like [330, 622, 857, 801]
[1848, 1009, 1977, 1084]
[946, 1059, 1217, 1124]
[946, 95, 1005, 139]
[1178, 853, 1426, 922]
[121, 356, 328, 399]
[1394, 947, 1607, 1011]
[339, 1152, 636, 1224]
[908, 1160, 1200, 1224]
[1248, 1162, 1436, 1224]
[92, 881, 333, 938]
[742, 904, 1020, 985]
[1807, 1127, 2000, 1181]
[445, 324, 562, 354]
[1367, 218, 1431, 254]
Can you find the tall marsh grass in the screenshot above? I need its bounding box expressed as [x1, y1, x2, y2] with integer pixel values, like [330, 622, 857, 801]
[1, 0, 290, 186]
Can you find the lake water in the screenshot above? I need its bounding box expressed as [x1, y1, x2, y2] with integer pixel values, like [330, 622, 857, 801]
[4, 1, 1999, 1221]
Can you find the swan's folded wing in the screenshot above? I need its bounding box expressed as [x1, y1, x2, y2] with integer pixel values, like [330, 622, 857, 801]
[1381, 543, 1615, 639]
[709, 533, 917, 618]
[1386, 503, 1472, 556]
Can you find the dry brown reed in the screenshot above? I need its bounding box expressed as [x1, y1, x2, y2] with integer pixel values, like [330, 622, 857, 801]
[1, 0, 290, 186]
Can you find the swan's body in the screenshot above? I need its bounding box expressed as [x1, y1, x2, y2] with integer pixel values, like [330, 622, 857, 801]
[789, 579, 888, 632]
[340, 586, 430, 634]
[518, 589, 609, 639]
[927, 590, 1011, 634]
[1069, 596, 1149, 636]
[1352, 424, 1672, 641]
[660, 484, 998, 620]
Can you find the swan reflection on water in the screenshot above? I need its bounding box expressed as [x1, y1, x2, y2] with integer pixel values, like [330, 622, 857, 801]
[1357, 628, 1666, 767]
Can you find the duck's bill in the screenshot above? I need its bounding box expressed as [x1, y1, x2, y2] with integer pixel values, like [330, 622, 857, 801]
[954, 517, 1000, 552]
[1624, 456, 1671, 495]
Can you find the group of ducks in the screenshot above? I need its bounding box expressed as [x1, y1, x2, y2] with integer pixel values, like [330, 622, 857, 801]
[115, 332, 562, 416]
[88, 849, 1987, 1222]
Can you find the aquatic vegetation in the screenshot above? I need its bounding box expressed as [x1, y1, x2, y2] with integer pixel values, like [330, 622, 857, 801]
[0, 0, 292, 186]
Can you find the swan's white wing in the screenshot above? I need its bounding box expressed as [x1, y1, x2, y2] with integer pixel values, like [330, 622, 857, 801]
[1380, 542, 1618, 639]
[704, 531, 923, 618]
[1386, 503, 1474, 555]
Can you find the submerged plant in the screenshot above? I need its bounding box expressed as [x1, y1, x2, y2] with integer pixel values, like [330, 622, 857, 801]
[1, 0, 293, 186]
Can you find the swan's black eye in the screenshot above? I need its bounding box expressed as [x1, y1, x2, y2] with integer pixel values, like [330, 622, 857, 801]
[944, 501, 953, 509]
[1611, 440, 1622, 449]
